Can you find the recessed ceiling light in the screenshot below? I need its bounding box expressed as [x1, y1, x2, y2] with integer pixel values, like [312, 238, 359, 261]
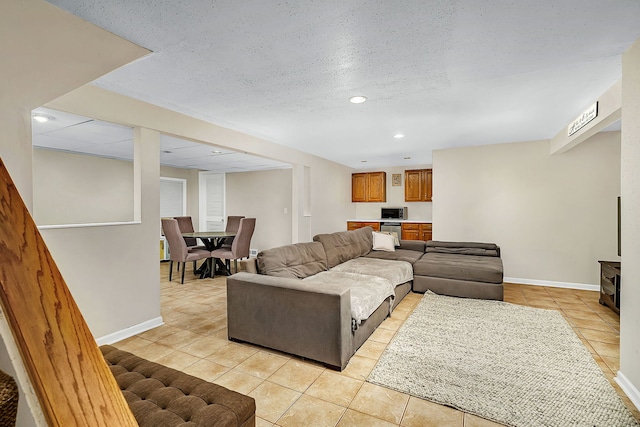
[349, 96, 367, 104]
[361, 160, 368, 163]
[32, 113, 54, 123]
[394, 134, 405, 139]
[404, 157, 411, 160]
[162, 150, 172, 154]
[212, 150, 223, 154]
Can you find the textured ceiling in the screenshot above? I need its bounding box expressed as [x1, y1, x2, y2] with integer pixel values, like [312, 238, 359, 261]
[45, 1, 640, 169]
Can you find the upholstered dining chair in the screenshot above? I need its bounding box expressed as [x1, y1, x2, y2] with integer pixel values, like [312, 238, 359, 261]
[211, 218, 256, 274]
[162, 218, 212, 284]
[221, 215, 245, 248]
[174, 216, 199, 248]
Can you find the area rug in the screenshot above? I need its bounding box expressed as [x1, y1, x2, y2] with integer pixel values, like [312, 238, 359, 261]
[368, 291, 639, 427]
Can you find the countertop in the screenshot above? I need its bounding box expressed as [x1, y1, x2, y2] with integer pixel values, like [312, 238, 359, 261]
[347, 219, 432, 223]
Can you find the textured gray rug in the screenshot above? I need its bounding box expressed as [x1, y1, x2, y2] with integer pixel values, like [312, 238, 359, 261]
[368, 291, 639, 427]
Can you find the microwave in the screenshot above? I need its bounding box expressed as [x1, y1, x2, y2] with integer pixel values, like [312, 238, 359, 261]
[381, 207, 408, 220]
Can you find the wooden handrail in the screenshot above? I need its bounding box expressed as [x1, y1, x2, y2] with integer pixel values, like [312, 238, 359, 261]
[0, 158, 137, 426]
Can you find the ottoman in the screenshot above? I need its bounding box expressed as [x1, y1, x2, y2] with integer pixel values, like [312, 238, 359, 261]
[101, 345, 255, 427]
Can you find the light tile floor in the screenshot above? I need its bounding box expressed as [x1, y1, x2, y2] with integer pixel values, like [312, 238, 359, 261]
[113, 263, 640, 426]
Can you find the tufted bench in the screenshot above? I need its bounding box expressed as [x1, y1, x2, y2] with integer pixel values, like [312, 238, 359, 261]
[100, 345, 255, 427]
[0, 369, 18, 427]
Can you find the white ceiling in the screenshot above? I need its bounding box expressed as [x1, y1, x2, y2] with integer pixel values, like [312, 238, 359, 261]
[44, 1, 640, 169]
[32, 108, 291, 173]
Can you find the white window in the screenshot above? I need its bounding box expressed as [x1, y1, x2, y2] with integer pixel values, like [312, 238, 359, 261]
[160, 177, 187, 218]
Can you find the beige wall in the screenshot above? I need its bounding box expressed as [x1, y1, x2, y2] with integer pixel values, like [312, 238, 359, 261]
[433, 133, 621, 286]
[39, 128, 162, 339]
[47, 85, 355, 241]
[226, 169, 293, 252]
[619, 38, 640, 409]
[160, 165, 201, 226]
[353, 165, 433, 222]
[33, 149, 134, 225]
[0, 2, 150, 425]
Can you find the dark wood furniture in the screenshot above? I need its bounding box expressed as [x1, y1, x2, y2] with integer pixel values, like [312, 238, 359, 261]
[352, 172, 386, 202]
[404, 169, 432, 202]
[183, 231, 236, 277]
[598, 260, 620, 314]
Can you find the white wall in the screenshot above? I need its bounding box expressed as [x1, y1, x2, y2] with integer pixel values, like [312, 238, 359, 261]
[619, 37, 640, 410]
[433, 133, 621, 287]
[33, 149, 134, 225]
[353, 165, 433, 222]
[226, 168, 293, 252]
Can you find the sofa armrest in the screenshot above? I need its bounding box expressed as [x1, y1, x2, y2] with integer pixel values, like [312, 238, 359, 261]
[397, 240, 426, 252]
[227, 273, 353, 370]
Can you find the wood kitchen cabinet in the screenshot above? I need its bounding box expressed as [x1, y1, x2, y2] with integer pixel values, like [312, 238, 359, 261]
[347, 221, 381, 231]
[401, 222, 432, 241]
[352, 172, 386, 202]
[404, 169, 432, 202]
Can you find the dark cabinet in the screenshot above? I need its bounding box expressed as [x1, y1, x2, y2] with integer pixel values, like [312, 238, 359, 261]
[598, 260, 620, 314]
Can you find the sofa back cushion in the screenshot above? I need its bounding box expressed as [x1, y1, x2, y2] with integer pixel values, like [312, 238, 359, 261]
[257, 242, 328, 279]
[313, 227, 373, 268]
[426, 241, 500, 257]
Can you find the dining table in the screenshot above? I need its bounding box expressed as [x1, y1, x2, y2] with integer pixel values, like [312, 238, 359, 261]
[182, 231, 236, 278]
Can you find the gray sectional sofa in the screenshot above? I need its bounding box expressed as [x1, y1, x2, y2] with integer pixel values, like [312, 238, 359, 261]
[227, 227, 503, 370]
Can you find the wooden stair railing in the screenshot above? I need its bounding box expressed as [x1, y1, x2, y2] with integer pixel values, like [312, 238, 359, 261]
[0, 158, 137, 426]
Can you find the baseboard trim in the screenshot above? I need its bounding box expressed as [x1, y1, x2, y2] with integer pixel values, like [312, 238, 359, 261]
[615, 371, 640, 411]
[95, 316, 164, 346]
[503, 277, 599, 291]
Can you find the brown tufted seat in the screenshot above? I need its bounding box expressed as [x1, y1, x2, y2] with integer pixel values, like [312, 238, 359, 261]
[101, 345, 255, 427]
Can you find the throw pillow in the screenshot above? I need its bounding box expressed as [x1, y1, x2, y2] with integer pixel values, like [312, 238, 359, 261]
[372, 231, 396, 252]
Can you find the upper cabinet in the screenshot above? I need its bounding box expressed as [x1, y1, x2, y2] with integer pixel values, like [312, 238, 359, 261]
[352, 172, 386, 202]
[404, 169, 432, 202]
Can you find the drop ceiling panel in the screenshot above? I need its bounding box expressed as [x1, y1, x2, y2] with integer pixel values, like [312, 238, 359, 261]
[33, 108, 291, 172]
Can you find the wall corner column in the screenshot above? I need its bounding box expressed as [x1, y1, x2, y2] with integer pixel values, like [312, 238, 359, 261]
[617, 37, 640, 411]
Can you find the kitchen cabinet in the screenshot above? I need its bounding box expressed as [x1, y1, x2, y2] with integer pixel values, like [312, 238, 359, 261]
[352, 172, 386, 202]
[347, 221, 381, 232]
[404, 169, 432, 202]
[401, 222, 432, 241]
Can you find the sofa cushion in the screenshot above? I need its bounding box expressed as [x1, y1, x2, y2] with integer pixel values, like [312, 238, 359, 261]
[397, 240, 427, 252]
[413, 253, 504, 284]
[257, 242, 327, 279]
[364, 248, 424, 264]
[426, 241, 500, 257]
[313, 227, 373, 268]
[331, 257, 413, 287]
[302, 271, 394, 327]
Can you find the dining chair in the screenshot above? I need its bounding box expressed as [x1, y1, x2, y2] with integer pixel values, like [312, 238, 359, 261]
[211, 218, 256, 274]
[174, 216, 199, 248]
[161, 218, 212, 284]
[221, 215, 245, 248]
[173, 215, 207, 272]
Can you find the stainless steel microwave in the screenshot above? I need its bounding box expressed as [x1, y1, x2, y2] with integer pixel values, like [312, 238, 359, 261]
[381, 207, 408, 219]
